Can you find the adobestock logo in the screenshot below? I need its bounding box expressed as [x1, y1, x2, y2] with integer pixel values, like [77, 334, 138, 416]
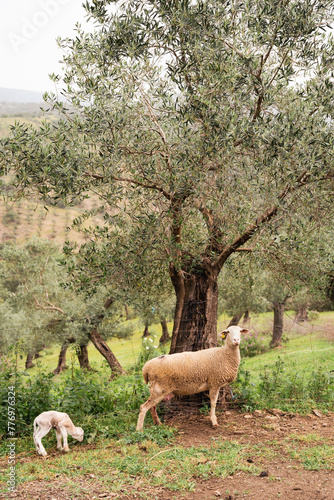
[8, 0, 72, 53]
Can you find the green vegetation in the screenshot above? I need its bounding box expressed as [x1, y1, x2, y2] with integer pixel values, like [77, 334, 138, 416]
[0, 315, 333, 497]
[0, 196, 104, 245]
[3, 0, 334, 356]
[1, 0, 334, 496]
[1, 315, 333, 441]
[235, 335, 334, 413]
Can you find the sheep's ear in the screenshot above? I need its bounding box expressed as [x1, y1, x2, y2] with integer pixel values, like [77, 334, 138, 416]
[240, 328, 249, 334]
[221, 330, 228, 339]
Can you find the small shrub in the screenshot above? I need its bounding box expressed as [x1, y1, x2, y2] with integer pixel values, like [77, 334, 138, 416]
[308, 310, 319, 323]
[240, 331, 269, 358]
[0, 368, 54, 436]
[2, 208, 18, 225]
[307, 368, 334, 404]
[132, 337, 161, 373]
[233, 356, 334, 413]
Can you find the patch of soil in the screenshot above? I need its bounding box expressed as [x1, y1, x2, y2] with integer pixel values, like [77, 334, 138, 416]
[166, 408, 334, 447]
[160, 410, 334, 500]
[1, 410, 333, 500]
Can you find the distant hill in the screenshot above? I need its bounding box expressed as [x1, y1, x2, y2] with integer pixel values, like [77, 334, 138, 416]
[0, 88, 47, 116]
[0, 87, 44, 103]
[0, 195, 104, 246]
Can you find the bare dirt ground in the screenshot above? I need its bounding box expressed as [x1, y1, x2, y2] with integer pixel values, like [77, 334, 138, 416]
[161, 410, 334, 500]
[2, 410, 333, 500]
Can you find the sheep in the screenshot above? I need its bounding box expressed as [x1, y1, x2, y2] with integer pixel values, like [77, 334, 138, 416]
[136, 325, 249, 431]
[33, 411, 84, 457]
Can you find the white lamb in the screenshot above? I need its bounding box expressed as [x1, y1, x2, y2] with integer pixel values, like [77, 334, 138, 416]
[33, 411, 84, 457]
[136, 325, 248, 431]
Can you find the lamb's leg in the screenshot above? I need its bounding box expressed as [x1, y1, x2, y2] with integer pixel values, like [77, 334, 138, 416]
[59, 424, 69, 452]
[56, 428, 63, 451]
[209, 388, 220, 427]
[34, 426, 51, 456]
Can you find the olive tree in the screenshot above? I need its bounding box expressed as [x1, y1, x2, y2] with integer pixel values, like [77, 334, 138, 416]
[2, 0, 334, 354]
[0, 239, 128, 375]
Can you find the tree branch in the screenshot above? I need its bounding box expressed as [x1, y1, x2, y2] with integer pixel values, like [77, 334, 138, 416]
[214, 170, 310, 270]
[138, 86, 173, 173]
[24, 284, 65, 315]
[83, 172, 173, 200]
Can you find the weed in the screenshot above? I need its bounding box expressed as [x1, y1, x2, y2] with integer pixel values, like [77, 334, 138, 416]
[233, 354, 334, 414]
[288, 444, 334, 470]
[239, 331, 270, 358]
[131, 338, 162, 373]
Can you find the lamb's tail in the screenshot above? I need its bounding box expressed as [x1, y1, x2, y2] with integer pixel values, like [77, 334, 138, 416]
[33, 418, 38, 437]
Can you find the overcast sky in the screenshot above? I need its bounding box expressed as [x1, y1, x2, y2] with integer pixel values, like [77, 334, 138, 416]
[0, 0, 90, 93]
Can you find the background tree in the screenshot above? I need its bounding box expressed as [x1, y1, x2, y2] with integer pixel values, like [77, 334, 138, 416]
[0, 238, 129, 375]
[2, 0, 334, 355]
[218, 255, 268, 327]
[291, 288, 310, 323]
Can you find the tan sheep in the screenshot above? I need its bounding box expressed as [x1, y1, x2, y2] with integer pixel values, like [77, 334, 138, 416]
[136, 325, 249, 431]
[33, 411, 84, 457]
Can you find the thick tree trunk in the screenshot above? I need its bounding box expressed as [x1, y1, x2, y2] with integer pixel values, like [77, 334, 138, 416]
[159, 318, 170, 344]
[142, 322, 150, 338]
[124, 303, 130, 321]
[89, 329, 126, 377]
[25, 352, 35, 370]
[52, 342, 69, 375]
[242, 309, 250, 324]
[295, 305, 309, 322]
[169, 264, 219, 354]
[227, 312, 243, 328]
[77, 344, 95, 371]
[271, 302, 285, 347]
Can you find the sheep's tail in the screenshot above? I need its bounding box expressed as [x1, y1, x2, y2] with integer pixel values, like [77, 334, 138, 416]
[143, 371, 149, 385]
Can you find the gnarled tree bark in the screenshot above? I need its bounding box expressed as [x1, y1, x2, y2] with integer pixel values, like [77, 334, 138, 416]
[77, 343, 95, 371]
[169, 263, 219, 354]
[52, 342, 69, 375]
[271, 295, 290, 347]
[142, 321, 150, 338]
[25, 352, 35, 370]
[89, 328, 126, 378]
[159, 317, 170, 344]
[295, 305, 309, 322]
[227, 312, 243, 328]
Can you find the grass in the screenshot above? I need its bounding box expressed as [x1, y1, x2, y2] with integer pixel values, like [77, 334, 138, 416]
[0, 115, 56, 139]
[17, 318, 172, 375]
[0, 437, 258, 496]
[1, 313, 333, 498]
[20, 311, 334, 377]
[241, 333, 334, 381]
[1, 431, 333, 498]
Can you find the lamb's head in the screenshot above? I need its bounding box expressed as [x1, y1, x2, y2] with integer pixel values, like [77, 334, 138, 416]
[221, 325, 249, 347]
[71, 426, 84, 442]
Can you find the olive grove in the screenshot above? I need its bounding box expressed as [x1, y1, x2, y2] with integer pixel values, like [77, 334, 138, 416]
[2, 0, 334, 354]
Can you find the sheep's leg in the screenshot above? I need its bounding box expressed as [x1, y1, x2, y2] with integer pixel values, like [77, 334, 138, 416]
[150, 406, 162, 426]
[209, 388, 220, 427]
[56, 428, 63, 451]
[136, 394, 165, 431]
[59, 424, 69, 452]
[34, 426, 51, 456]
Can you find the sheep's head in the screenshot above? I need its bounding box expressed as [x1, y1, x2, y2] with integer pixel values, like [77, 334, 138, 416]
[72, 427, 84, 442]
[221, 326, 249, 347]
